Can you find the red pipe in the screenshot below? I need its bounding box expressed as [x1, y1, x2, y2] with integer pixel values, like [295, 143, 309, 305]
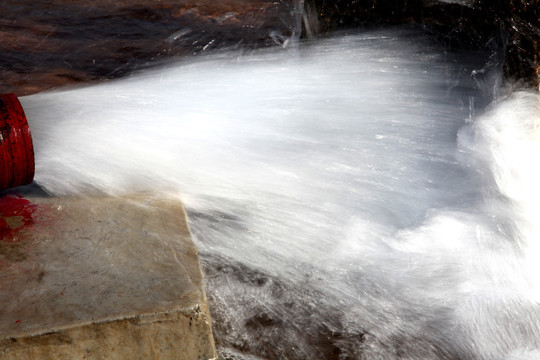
[0, 94, 35, 191]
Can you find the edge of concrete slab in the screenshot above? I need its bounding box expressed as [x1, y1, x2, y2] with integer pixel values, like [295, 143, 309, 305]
[0, 188, 217, 360]
[0, 303, 217, 360]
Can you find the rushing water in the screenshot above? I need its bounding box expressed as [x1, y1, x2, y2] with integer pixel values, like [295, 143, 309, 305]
[19, 26, 540, 359]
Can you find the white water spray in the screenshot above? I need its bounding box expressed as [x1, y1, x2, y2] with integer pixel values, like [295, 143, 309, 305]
[19, 27, 540, 359]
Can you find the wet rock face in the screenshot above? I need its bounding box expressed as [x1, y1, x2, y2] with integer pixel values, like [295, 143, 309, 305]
[201, 256, 367, 360]
[1, 0, 536, 93]
[306, 0, 539, 88]
[503, 0, 539, 88]
[0, 0, 299, 95]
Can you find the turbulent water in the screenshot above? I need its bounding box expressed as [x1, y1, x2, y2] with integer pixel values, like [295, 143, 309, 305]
[19, 26, 540, 359]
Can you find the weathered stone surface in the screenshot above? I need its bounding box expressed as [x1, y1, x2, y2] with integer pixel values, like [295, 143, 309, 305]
[0, 307, 215, 360]
[0, 187, 216, 359]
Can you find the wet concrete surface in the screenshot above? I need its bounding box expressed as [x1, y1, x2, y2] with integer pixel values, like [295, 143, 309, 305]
[0, 186, 216, 359]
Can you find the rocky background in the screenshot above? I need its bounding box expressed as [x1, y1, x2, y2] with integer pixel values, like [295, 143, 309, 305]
[0, 0, 538, 95]
[0, 0, 300, 95]
[306, 0, 539, 88]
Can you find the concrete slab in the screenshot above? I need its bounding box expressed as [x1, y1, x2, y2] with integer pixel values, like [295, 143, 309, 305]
[0, 187, 216, 359]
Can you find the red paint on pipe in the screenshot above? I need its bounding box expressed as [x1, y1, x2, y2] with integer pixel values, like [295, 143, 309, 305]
[0, 93, 35, 191]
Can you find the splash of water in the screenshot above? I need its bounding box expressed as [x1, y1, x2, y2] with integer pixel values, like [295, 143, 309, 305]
[19, 26, 540, 359]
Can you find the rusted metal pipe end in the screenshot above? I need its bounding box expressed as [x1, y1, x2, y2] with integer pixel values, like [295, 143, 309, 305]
[0, 94, 35, 191]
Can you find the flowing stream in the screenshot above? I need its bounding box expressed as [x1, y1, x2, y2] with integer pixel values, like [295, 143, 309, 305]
[19, 25, 540, 359]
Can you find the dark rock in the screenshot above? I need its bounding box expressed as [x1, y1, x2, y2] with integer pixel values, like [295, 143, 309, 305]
[1, 1, 536, 93]
[200, 255, 368, 360]
[0, 0, 299, 95]
[304, 0, 539, 88]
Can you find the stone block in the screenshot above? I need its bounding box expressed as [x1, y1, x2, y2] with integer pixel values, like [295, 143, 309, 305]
[0, 188, 216, 359]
